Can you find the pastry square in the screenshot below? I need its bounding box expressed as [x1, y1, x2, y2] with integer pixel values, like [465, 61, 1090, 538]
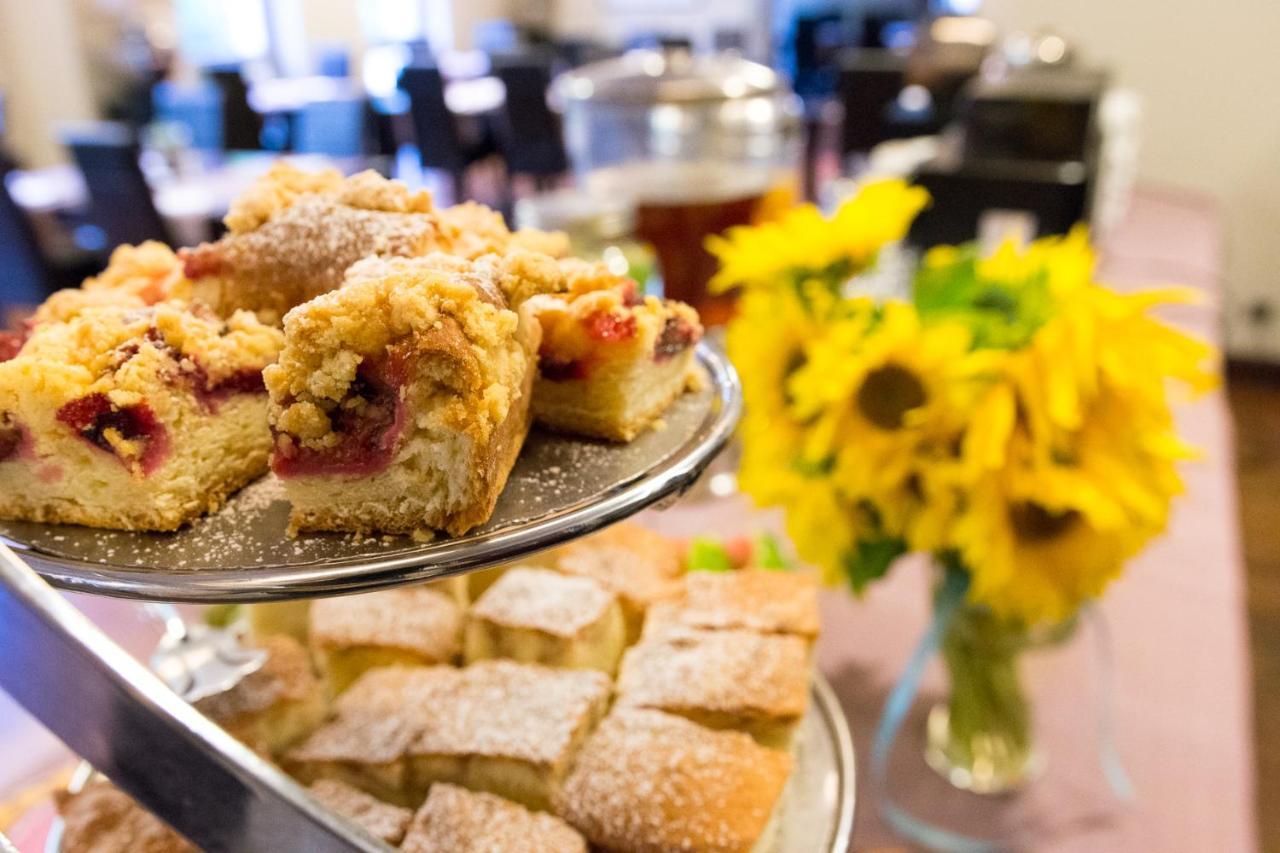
[523, 260, 703, 442]
[408, 660, 611, 811]
[310, 586, 464, 693]
[554, 522, 685, 642]
[555, 708, 793, 853]
[401, 783, 586, 853]
[57, 781, 194, 853]
[464, 567, 625, 673]
[308, 779, 414, 845]
[648, 568, 821, 640]
[194, 635, 328, 756]
[616, 625, 810, 748]
[284, 710, 422, 805]
[264, 254, 540, 537]
[0, 302, 281, 530]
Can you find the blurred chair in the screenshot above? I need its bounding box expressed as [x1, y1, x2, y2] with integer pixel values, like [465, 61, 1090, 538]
[292, 97, 369, 157]
[316, 44, 351, 78]
[907, 159, 1088, 249]
[474, 20, 521, 56]
[208, 68, 264, 150]
[0, 177, 55, 304]
[398, 66, 493, 202]
[835, 49, 907, 159]
[791, 13, 850, 98]
[152, 80, 224, 151]
[60, 122, 172, 248]
[493, 62, 567, 189]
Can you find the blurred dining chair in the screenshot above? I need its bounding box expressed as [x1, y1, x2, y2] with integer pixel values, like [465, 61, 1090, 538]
[493, 62, 567, 190]
[152, 80, 224, 151]
[59, 122, 173, 248]
[208, 68, 264, 151]
[0, 176, 55, 305]
[835, 49, 908, 159]
[292, 97, 369, 157]
[398, 66, 493, 203]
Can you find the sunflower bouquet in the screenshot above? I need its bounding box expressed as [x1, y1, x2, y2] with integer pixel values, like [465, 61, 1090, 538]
[709, 180, 1217, 792]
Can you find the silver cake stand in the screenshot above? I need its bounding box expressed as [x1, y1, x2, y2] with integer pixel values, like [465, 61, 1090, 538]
[0, 344, 855, 851]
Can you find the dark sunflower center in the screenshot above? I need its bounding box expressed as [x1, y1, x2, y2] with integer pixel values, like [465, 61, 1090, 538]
[857, 364, 927, 430]
[1009, 502, 1081, 543]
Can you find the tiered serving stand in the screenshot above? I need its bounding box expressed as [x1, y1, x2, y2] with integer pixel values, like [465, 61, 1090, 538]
[0, 346, 855, 852]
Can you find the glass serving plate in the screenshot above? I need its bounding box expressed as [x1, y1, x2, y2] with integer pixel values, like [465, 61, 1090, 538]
[31, 676, 854, 853]
[0, 345, 739, 603]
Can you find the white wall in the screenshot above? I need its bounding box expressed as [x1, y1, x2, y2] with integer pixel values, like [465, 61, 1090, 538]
[0, 0, 98, 167]
[983, 0, 1280, 360]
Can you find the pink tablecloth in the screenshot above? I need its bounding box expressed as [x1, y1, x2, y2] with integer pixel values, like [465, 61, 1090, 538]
[0, 189, 1257, 852]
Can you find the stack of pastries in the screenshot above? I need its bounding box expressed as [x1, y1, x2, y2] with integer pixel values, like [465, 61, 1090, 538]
[56, 524, 823, 853]
[0, 165, 703, 537]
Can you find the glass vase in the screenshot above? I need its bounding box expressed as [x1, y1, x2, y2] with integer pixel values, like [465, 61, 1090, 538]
[923, 596, 1044, 794]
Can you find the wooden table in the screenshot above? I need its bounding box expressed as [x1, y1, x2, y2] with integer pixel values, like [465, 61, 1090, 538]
[0, 189, 1257, 852]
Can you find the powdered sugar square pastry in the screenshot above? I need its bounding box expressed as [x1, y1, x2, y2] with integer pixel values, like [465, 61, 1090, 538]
[521, 259, 704, 442]
[310, 586, 464, 693]
[408, 660, 611, 811]
[401, 783, 586, 853]
[555, 707, 793, 853]
[193, 635, 328, 757]
[264, 254, 539, 537]
[553, 522, 686, 642]
[307, 779, 414, 846]
[464, 567, 626, 674]
[647, 568, 821, 641]
[616, 625, 810, 748]
[0, 302, 281, 530]
[56, 781, 194, 853]
[285, 666, 466, 805]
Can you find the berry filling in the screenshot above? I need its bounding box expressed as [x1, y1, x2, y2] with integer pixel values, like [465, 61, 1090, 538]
[582, 310, 637, 343]
[192, 367, 266, 411]
[0, 413, 30, 462]
[57, 393, 170, 475]
[272, 347, 410, 478]
[0, 331, 26, 362]
[653, 316, 699, 362]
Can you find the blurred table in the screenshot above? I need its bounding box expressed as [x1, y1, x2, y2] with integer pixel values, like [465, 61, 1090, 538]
[0, 189, 1256, 852]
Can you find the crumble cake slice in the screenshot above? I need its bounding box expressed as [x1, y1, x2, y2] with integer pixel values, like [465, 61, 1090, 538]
[401, 783, 586, 853]
[194, 634, 328, 756]
[554, 522, 686, 642]
[464, 567, 626, 674]
[616, 624, 811, 748]
[0, 302, 281, 530]
[264, 254, 539, 537]
[522, 259, 704, 442]
[307, 779, 414, 845]
[555, 707, 793, 853]
[647, 568, 822, 641]
[185, 164, 567, 322]
[310, 586, 464, 693]
[33, 241, 190, 327]
[408, 660, 611, 811]
[56, 780, 195, 853]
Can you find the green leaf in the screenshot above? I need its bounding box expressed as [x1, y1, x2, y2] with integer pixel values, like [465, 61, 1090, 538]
[912, 247, 1056, 350]
[843, 537, 907, 592]
[754, 533, 791, 570]
[687, 537, 735, 572]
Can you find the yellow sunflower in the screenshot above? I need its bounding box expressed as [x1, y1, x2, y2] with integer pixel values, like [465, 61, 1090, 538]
[707, 179, 928, 293]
